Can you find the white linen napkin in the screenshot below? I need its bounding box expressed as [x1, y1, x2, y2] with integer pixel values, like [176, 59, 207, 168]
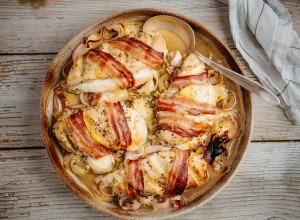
[219, 0, 300, 125]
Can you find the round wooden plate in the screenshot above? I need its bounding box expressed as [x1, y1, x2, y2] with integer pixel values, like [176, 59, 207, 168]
[40, 8, 253, 219]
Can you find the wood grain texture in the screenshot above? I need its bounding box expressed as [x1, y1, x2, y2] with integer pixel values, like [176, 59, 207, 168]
[1, 54, 300, 148]
[0, 0, 299, 54]
[0, 0, 229, 54]
[0, 55, 54, 148]
[1, 142, 299, 219]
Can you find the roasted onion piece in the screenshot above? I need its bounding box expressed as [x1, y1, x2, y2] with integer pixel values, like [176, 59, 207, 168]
[70, 155, 90, 176]
[119, 196, 141, 210]
[79, 92, 90, 107]
[168, 50, 182, 67]
[85, 33, 104, 48]
[102, 23, 125, 40]
[99, 182, 115, 197]
[63, 153, 75, 169]
[217, 89, 236, 110]
[208, 70, 223, 85]
[204, 135, 229, 165]
[158, 73, 170, 93]
[92, 184, 113, 203]
[72, 43, 89, 62]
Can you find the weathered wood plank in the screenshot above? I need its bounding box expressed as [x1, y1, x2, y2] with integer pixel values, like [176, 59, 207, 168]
[0, 0, 229, 54]
[0, 55, 54, 148]
[1, 142, 299, 219]
[0, 0, 299, 54]
[1, 54, 300, 148]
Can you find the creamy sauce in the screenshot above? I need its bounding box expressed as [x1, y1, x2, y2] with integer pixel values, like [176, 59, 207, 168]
[154, 29, 186, 54]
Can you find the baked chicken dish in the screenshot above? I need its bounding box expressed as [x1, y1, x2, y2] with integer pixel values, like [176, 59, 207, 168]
[51, 21, 242, 211]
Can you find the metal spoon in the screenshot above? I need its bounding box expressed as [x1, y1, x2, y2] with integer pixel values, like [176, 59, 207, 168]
[143, 15, 280, 105]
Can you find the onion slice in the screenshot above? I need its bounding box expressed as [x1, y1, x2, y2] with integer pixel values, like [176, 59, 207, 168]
[72, 43, 88, 62]
[87, 154, 115, 174]
[99, 182, 115, 197]
[169, 50, 182, 67]
[119, 196, 141, 210]
[79, 93, 90, 107]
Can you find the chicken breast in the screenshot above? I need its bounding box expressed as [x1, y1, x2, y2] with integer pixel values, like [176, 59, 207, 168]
[67, 32, 167, 93]
[83, 104, 147, 151]
[100, 149, 208, 198]
[156, 52, 235, 149]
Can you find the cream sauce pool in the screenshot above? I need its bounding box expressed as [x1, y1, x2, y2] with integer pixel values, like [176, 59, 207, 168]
[154, 29, 186, 54]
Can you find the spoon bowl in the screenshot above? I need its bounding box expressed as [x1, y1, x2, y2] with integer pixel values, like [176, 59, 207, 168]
[143, 15, 280, 105]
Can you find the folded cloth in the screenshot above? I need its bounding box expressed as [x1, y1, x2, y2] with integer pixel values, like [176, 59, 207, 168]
[220, 0, 300, 125]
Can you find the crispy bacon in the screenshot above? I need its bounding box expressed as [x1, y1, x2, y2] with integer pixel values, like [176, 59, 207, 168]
[159, 111, 211, 137]
[125, 159, 144, 199]
[164, 150, 190, 197]
[170, 72, 208, 89]
[64, 110, 113, 158]
[86, 49, 134, 88]
[158, 93, 216, 115]
[105, 102, 132, 150]
[109, 37, 164, 70]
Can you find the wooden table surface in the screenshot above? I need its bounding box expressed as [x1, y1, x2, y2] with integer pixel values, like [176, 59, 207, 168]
[1, 0, 300, 219]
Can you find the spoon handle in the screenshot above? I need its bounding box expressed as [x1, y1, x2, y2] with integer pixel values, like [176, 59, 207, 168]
[194, 50, 280, 105]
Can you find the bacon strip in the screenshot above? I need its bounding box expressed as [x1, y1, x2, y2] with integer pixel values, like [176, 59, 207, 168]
[164, 150, 190, 197]
[159, 111, 211, 137]
[126, 159, 144, 199]
[64, 110, 113, 158]
[109, 37, 164, 70]
[86, 49, 134, 88]
[170, 72, 208, 89]
[105, 102, 132, 150]
[158, 93, 216, 115]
